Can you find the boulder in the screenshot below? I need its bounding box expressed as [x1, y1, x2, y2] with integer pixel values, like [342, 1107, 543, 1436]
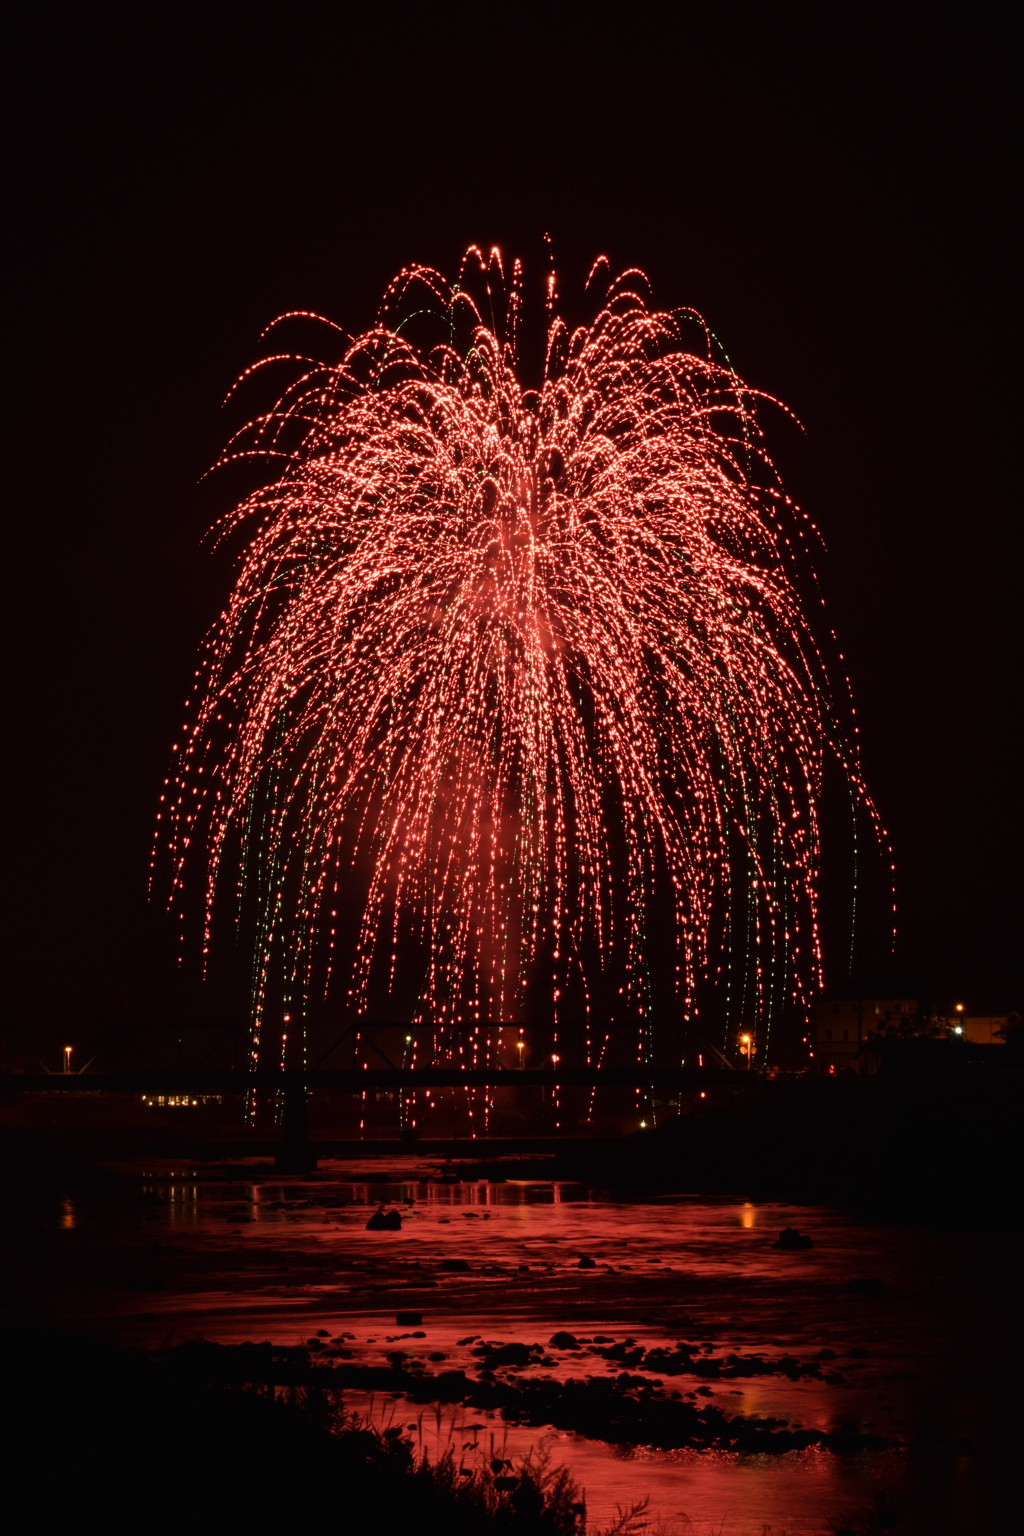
[773, 1227, 813, 1251]
[366, 1207, 403, 1231]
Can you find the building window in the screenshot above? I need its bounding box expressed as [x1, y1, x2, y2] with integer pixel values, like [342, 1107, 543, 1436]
[825, 1030, 832, 1041]
[843, 1030, 849, 1041]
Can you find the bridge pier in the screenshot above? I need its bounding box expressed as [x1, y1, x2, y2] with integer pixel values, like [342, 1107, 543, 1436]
[275, 1082, 316, 1172]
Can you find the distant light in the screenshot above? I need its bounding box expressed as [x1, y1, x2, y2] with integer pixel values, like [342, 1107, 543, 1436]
[639, 1120, 647, 1128]
[955, 1003, 964, 1013]
[954, 1026, 963, 1035]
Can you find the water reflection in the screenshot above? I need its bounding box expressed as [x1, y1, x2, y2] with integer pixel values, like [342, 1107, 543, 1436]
[140, 1177, 200, 1227]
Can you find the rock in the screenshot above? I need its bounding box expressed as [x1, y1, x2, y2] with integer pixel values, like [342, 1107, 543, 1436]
[366, 1208, 402, 1231]
[773, 1227, 813, 1250]
[473, 1342, 536, 1367]
[576, 1255, 597, 1268]
[395, 1311, 422, 1326]
[549, 1331, 579, 1349]
[441, 1258, 470, 1271]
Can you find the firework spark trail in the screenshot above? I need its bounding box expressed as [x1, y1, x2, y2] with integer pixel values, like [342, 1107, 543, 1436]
[156, 248, 883, 1066]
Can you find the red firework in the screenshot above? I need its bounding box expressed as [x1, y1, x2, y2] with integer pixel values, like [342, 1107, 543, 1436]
[156, 248, 882, 1066]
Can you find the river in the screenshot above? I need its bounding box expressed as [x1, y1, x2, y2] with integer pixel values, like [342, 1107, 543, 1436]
[7, 1156, 1016, 1534]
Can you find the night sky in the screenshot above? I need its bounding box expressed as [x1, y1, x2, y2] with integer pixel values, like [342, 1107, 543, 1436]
[8, 9, 1018, 1037]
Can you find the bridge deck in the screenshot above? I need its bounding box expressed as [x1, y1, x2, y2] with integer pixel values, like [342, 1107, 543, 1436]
[7, 1067, 746, 1092]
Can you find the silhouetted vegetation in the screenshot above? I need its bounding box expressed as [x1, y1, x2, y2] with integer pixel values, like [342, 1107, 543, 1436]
[1, 1326, 651, 1534]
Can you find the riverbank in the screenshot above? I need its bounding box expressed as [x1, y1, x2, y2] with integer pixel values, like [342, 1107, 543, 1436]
[1, 1323, 604, 1535]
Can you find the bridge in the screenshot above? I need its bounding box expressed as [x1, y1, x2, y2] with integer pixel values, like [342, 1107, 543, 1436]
[10, 1067, 741, 1091]
[4, 1065, 753, 1169]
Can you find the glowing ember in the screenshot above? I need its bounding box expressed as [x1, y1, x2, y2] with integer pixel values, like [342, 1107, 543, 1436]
[156, 248, 880, 1062]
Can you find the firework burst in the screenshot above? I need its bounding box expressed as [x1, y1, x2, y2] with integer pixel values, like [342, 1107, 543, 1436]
[157, 248, 880, 1064]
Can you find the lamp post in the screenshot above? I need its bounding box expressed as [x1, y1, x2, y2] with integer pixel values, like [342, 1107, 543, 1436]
[63, 1046, 72, 1075]
[739, 1033, 753, 1069]
[954, 1002, 965, 1040]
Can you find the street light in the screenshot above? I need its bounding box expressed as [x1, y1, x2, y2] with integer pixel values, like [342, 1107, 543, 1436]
[516, 1036, 525, 1069]
[954, 1003, 965, 1039]
[63, 1046, 72, 1075]
[739, 1033, 753, 1069]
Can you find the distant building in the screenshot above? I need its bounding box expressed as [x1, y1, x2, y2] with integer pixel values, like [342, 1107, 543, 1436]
[961, 1012, 1019, 1045]
[811, 997, 1017, 1072]
[811, 995, 917, 1073]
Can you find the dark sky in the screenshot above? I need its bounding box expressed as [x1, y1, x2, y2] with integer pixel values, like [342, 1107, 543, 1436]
[7, 8, 1019, 1034]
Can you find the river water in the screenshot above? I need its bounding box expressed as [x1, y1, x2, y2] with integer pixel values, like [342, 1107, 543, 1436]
[8, 1158, 1016, 1534]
